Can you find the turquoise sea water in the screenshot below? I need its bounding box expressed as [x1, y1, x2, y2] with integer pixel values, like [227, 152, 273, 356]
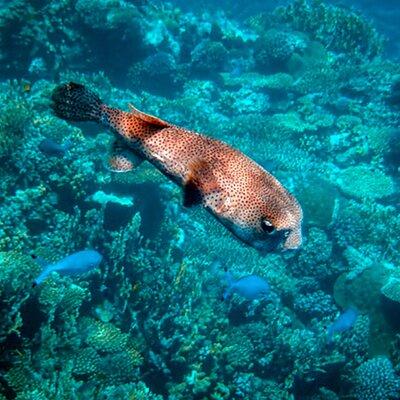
[0, 1, 399, 399]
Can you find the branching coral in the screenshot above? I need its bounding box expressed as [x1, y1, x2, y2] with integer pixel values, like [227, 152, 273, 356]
[354, 357, 400, 400]
[0, 81, 31, 162]
[0, 252, 42, 341]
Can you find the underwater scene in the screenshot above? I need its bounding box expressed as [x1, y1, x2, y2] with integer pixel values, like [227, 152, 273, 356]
[0, 0, 400, 399]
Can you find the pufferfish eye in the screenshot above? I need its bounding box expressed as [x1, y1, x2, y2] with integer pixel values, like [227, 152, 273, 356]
[261, 218, 275, 234]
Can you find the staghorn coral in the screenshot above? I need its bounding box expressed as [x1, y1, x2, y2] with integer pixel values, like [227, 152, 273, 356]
[293, 227, 345, 284]
[337, 314, 370, 366]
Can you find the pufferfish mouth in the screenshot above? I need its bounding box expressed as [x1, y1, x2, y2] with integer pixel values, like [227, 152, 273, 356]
[282, 226, 302, 250]
[242, 228, 289, 253]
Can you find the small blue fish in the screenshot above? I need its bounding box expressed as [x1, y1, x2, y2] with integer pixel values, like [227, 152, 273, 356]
[39, 138, 72, 157]
[223, 272, 269, 301]
[32, 250, 102, 286]
[327, 307, 358, 343]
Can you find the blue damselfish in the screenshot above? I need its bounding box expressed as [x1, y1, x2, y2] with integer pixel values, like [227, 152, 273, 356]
[32, 250, 103, 286]
[223, 272, 269, 301]
[327, 307, 358, 343]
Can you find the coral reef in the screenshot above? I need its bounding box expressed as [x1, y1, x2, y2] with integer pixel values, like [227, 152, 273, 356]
[0, 0, 399, 399]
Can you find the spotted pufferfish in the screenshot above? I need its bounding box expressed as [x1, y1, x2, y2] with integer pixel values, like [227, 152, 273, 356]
[52, 82, 303, 252]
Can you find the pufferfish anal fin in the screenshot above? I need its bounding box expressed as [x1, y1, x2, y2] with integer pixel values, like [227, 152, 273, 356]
[183, 159, 224, 210]
[128, 104, 171, 128]
[108, 139, 144, 173]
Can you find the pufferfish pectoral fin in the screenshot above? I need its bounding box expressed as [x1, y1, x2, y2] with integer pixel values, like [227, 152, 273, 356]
[128, 104, 170, 128]
[183, 177, 203, 207]
[183, 159, 225, 210]
[108, 139, 143, 173]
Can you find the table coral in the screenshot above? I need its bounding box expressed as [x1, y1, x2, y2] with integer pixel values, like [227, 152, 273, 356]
[337, 165, 394, 200]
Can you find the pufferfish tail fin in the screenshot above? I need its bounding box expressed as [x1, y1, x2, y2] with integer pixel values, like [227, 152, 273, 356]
[52, 82, 104, 122]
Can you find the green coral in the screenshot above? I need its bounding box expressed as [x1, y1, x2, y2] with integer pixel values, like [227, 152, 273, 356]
[254, 29, 305, 70]
[0, 252, 41, 341]
[75, 0, 141, 29]
[81, 317, 129, 352]
[337, 165, 394, 200]
[0, 81, 31, 161]
[220, 72, 294, 91]
[100, 346, 143, 384]
[5, 365, 35, 393]
[15, 390, 48, 400]
[271, 112, 316, 134]
[38, 279, 91, 321]
[191, 40, 228, 72]
[274, 0, 383, 61]
[72, 346, 101, 376]
[99, 382, 163, 400]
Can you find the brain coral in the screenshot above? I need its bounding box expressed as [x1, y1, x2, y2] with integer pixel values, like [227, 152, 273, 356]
[191, 40, 228, 72]
[254, 29, 304, 71]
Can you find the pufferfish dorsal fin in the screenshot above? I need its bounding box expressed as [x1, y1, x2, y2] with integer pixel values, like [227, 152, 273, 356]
[128, 104, 170, 128]
[183, 159, 223, 208]
[108, 139, 143, 173]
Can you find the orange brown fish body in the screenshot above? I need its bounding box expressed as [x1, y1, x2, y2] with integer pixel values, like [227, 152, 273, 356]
[52, 82, 303, 252]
